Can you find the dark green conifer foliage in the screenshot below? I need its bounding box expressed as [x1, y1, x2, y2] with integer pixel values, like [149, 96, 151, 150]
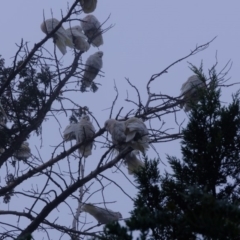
[97, 66, 240, 240]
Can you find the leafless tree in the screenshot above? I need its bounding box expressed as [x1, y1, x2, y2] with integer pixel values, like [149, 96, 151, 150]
[0, 1, 224, 239]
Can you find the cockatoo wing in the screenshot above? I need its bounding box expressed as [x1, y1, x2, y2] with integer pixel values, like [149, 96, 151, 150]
[40, 18, 73, 55]
[81, 15, 103, 47]
[63, 123, 78, 141]
[124, 150, 145, 175]
[82, 65, 100, 87]
[82, 203, 122, 224]
[76, 116, 96, 158]
[80, 0, 97, 13]
[111, 122, 127, 145]
[54, 37, 67, 55]
[65, 26, 90, 52]
[125, 117, 149, 153]
[105, 119, 126, 145]
[125, 118, 148, 141]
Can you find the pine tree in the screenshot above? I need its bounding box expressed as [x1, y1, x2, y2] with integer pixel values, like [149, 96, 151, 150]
[98, 66, 240, 240]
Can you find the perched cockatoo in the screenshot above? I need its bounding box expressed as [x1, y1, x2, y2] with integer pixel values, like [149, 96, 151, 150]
[81, 51, 103, 92]
[180, 75, 206, 112]
[105, 117, 149, 153]
[63, 123, 78, 141]
[63, 115, 95, 158]
[13, 142, 31, 160]
[65, 26, 90, 52]
[79, 0, 97, 13]
[124, 117, 149, 153]
[40, 18, 73, 55]
[81, 203, 122, 224]
[124, 150, 145, 175]
[81, 15, 103, 47]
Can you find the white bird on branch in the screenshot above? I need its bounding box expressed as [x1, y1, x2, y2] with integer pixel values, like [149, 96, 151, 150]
[63, 115, 95, 158]
[180, 75, 206, 112]
[105, 117, 149, 153]
[40, 18, 73, 55]
[81, 51, 103, 92]
[13, 142, 31, 160]
[79, 0, 97, 13]
[81, 203, 122, 224]
[65, 26, 90, 52]
[81, 15, 103, 47]
[105, 117, 149, 174]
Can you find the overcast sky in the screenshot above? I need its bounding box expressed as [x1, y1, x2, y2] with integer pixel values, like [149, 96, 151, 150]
[0, 1, 240, 239]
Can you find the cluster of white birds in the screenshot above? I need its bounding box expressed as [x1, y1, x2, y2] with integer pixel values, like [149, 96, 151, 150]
[61, 72, 207, 223]
[105, 117, 149, 174]
[180, 75, 206, 112]
[62, 115, 149, 223]
[63, 115, 149, 172]
[40, 0, 207, 226]
[40, 1, 103, 92]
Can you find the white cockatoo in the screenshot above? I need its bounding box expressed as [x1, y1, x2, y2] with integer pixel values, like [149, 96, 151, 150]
[63, 115, 95, 158]
[124, 150, 145, 175]
[79, 0, 97, 13]
[180, 75, 206, 112]
[124, 117, 149, 153]
[81, 15, 103, 47]
[81, 203, 122, 224]
[105, 117, 149, 153]
[81, 51, 103, 92]
[40, 18, 73, 55]
[13, 142, 31, 160]
[65, 26, 90, 52]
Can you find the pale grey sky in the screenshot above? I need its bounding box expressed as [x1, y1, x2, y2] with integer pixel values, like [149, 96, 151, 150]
[0, 1, 239, 239]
